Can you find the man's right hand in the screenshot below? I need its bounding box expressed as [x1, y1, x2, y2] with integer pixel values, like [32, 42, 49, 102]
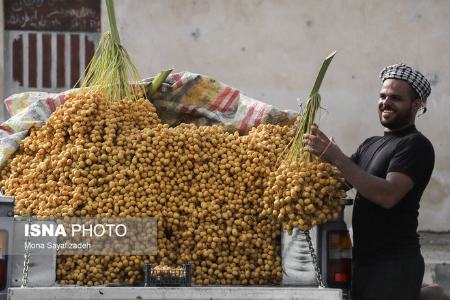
[303, 124, 343, 164]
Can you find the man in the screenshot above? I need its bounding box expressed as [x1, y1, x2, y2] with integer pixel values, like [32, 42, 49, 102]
[303, 63, 435, 300]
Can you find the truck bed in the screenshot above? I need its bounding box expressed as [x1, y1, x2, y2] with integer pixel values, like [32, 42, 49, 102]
[9, 286, 342, 300]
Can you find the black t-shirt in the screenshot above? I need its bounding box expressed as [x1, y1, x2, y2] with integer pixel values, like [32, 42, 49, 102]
[350, 125, 434, 262]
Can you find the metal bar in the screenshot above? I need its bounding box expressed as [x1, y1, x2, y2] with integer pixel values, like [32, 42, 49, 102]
[36, 32, 43, 89]
[79, 33, 86, 83]
[50, 33, 57, 89]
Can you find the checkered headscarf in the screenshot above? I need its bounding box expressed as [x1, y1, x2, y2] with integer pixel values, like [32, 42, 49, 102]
[379, 63, 431, 103]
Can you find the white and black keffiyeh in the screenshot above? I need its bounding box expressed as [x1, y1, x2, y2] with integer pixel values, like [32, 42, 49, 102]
[379, 63, 431, 103]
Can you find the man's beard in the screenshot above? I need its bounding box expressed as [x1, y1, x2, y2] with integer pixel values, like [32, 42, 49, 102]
[379, 105, 414, 130]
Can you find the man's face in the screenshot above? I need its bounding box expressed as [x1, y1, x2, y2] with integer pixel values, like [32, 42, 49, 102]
[378, 79, 420, 131]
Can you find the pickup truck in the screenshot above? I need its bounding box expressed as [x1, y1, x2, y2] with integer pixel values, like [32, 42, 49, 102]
[0, 195, 352, 300]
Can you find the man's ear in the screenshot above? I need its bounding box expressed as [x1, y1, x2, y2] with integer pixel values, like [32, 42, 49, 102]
[413, 99, 423, 112]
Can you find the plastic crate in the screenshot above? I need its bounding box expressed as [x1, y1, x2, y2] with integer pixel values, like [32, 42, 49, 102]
[144, 263, 191, 287]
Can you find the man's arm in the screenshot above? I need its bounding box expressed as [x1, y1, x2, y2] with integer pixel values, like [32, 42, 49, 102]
[303, 125, 414, 209]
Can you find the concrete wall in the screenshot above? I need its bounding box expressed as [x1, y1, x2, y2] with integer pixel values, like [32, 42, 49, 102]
[1, 1, 448, 231]
[109, 0, 450, 231]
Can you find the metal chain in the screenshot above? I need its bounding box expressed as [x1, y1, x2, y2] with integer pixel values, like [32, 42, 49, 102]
[21, 215, 32, 288]
[304, 230, 324, 288]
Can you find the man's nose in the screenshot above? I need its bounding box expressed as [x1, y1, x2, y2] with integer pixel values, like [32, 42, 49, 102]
[380, 97, 393, 107]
